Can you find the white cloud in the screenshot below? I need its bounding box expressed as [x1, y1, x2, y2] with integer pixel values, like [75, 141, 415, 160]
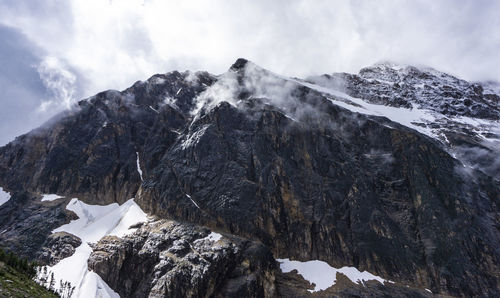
[36, 56, 77, 112]
[0, 0, 499, 104]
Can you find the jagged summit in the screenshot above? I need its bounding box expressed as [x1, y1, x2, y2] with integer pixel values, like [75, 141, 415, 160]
[229, 57, 249, 71]
[363, 60, 452, 77]
[367, 60, 408, 71]
[308, 61, 500, 120]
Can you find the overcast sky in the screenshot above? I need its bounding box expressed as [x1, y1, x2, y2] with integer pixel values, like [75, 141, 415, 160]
[0, 0, 499, 145]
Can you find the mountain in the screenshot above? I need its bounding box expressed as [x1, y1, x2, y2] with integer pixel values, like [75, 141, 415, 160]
[0, 58, 498, 297]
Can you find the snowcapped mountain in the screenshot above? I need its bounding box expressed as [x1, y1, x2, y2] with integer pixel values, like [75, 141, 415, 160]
[306, 62, 500, 180]
[0, 58, 499, 297]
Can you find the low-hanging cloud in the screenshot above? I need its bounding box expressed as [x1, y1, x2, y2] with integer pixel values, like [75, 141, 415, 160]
[37, 56, 77, 113]
[191, 62, 300, 119]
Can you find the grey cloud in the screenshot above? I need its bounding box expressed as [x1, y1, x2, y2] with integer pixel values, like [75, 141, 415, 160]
[0, 25, 47, 145]
[0, 24, 84, 146]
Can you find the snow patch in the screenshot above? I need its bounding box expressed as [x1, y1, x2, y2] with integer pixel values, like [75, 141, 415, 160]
[152, 77, 165, 85]
[277, 258, 387, 293]
[372, 61, 406, 71]
[194, 231, 223, 244]
[425, 288, 432, 293]
[163, 96, 180, 110]
[206, 232, 222, 242]
[185, 194, 201, 209]
[149, 105, 159, 114]
[46, 198, 147, 297]
[41, 194, 65, 202]
[180, 125, 210, 150]
[0, 187, 10, 206]
[136, 152, 143, 181]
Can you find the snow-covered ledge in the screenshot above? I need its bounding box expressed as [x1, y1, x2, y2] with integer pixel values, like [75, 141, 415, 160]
[277, 258, 389, 293]
[40, 198, 148, 298]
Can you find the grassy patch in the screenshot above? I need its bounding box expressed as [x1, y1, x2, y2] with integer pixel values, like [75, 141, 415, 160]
[0, 261, 58, 298]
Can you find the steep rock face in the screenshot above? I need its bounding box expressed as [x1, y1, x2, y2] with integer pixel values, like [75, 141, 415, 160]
[37, 232, 82, 266]
[0, 193, 77, 260]
[139, 106, 498, 296]
[136, 62, 499, 296]
[0, 71, 214, 205]
[0, 59, 498, 297]
[87, 219, 276, 297]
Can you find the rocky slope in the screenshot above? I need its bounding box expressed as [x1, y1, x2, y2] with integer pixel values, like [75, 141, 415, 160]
[310, 61, 500, 120]
[88, 220, 276, 297]
[0, 59, 498, 297]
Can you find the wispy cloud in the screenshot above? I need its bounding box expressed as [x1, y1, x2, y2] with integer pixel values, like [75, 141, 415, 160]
[36, 56, 77, 113]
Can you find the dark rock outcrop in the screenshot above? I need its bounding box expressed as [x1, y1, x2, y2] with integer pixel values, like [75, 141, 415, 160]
[0, 193, 76, 260]
[88, 219, 277, 297]
[37, 232, 82, 266]
[276, 271, 433, 297]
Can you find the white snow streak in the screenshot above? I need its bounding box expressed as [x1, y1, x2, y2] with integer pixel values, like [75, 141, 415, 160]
[292, 79, 438, 138]
[46, 198, 147, 298]
[0, 187, 10, 206]
[41, 194, 65, 202]
[185, 194, 201, 209]
[180, 125, 210, 150]
[136, 152, 143, 181]
[277, 258, 387, 293]
[149, 105, 159, 113]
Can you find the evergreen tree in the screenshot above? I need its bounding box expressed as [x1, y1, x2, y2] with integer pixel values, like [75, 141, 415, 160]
[59, 279, 65, 296]
[39, 266, 48, 287]
[49, 272, 55, 292]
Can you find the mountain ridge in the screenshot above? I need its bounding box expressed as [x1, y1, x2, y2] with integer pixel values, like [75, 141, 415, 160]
[0, 58, 498, 297]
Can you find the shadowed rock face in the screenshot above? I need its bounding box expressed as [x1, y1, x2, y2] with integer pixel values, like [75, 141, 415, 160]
[0, 192, 77, 259]
[0, 59, 499, 297]
[0, 71, 216, 205]
[88, 220, 277, 298]
[37, 232, 82, 266]
[137, 101, 499, 296]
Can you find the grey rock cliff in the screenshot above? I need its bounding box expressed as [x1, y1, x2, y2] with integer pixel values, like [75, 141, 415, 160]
[0, 59, 498, 297]
[37, 232, 82, 266]
[87, 219, 277, 298]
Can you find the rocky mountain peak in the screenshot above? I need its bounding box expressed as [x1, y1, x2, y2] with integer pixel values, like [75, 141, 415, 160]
[229, 57, 250, 71]
[309, 61, 500, 120]
[0, 59, 499, 297]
